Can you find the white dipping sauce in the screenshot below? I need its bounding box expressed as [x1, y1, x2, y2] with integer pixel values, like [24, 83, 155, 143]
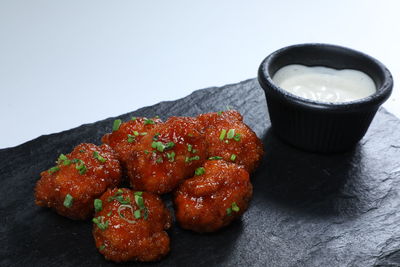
[272, 64, 376, 103]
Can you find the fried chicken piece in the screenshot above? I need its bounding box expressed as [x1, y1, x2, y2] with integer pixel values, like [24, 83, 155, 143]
[126, 116, 208, 194]
[197, 110, 263, 172]
[34, 143, 122, 220]
[173, 160, 252, 233]
[101, 117, 162, 165]
[92, 188, 171, 262]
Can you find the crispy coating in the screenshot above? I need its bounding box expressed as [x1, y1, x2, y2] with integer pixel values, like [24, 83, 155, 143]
[101, 117, 162, 165]
[173, 160, 252, 233]
[197, 110, 263, 172]
[34, 143, 122, 220]
[92, 188, 171, 262]
[126, 117, 208, 194]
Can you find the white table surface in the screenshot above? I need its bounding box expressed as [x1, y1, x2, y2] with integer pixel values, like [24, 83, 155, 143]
[1, 0, 399, 149]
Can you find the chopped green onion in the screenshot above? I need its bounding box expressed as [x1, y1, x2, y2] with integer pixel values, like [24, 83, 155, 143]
[185, 155, 200, 163]
[92, 216, 109, 230]
[226, 207, 232, 216]
[58, 154, 68, 162]
[134, 209, 141, 219]
[165, 142, 175, 150]
[225, 140, 229, 144]
[233, 133, 241, 142]
[117, 205, 137, 224]
[144, 150, 150, 154]
[93, 151, 106, 163]
[208, 156, 223, 160]
[48, 166, 60, 174]
[192, 149, 197, 153]
[219, 129, 227, 140]
[217, 111, 223, 115]
[166, 151, 175, 162]
[144, 118, 155, 125]
[79, 149, 85, 153]
[135, 194, 144, 208]
[134, 191, 143, 196]
[99, 245, 106, 251]
[127, 134, 135, 143]
[227, 129, 235, 139]
[76, 161, 87, 175]
[131, 116, 137, 121]
[140, 132, 147, 136]
[108, 190, 130, 204]
[113, 119, 122, 131]
[107, 211, 112, 216]
[156, 157, 163, 163]
[143, 208, 149, 220]
[231, 202, 240, 212]
[187, 144, 192, 152]
[94, 199, 102, 212]
[153, 133, 160, 141]
[195, 167, 205, 176]
[63, 194, 73, 208]
[133, 131, 139, 136]
[230, 154, 237, 161]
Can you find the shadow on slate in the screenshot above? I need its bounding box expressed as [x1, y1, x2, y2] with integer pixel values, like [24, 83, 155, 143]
[1, 79, 400, 267]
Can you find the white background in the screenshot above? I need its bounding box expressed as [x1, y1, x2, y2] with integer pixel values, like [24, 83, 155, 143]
[0, 0, 399, 149]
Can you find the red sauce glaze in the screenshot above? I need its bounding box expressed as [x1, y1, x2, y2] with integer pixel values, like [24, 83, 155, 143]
[173, 160, 253, 233]
[197, 110, 264, 173]
[101, 117, 162, 165]
[126, 117, 208, 194]
[92, 188, 171, 262]
[34, 143, 122, 220]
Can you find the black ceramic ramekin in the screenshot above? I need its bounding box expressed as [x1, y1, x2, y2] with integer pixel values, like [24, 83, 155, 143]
[258, 43, 393, 153]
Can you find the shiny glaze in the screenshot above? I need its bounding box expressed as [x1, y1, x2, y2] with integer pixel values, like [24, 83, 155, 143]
[93, 188, 171, 262]
[35, 143, 122, 220]
[174, 160, 252, 233]
[197, 110, 263, 172]
[126, 117, 208, 194]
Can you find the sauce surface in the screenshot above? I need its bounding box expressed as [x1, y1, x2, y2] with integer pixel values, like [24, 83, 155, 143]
[272, 64, 376, 103]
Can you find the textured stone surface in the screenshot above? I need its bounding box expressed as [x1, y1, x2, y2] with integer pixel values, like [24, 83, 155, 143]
[1, 79, 400, 266]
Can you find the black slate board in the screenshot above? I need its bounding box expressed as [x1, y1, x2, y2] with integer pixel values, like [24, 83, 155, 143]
[1, 79, 400, 267]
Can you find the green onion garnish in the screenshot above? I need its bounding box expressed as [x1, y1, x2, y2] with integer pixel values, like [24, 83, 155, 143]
[76, 161, 87, 175]
[208, 156, 223, 160]
[227, 129, 235, 139]
[195, 167, 205, 176]
[133, 131, 139, 136]
[140, 132, 147, 136]
[135, 194, 144, 208]
[107, 211, 112, 216]
[127, 134, 135, 143]
[94, 199, 102, 212]
[187, 144, 193, 152]
[231, 202, 240, 212]
[99, 245, 106, 251]
[153, 133, 160, 141]
[230, 154, 237, 161]
[156, 157, 163, 163]
[217, 111, 223, 115]
[166, 151, 175, 162]
[134, 209, 141, 219]
[185, 155, 200, 163]
[219, 129, 227, 140]
[131, 116, 137, 121]
[226, 207, 232, 216]
[48, 166, 60, 174]
[58, 154, 68, 162]
[92, 216, 109, 230]
[93, 151, 106, 163]
[233, 133, 241, 142]
[144, 118, 155, 125]
[63, 194, 73, 208]
[113, 119, 122, 131]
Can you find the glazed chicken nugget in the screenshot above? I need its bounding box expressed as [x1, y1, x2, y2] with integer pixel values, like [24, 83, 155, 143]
[197, 110, 263, 172]
[174, 160, 252, 233]
[34, 143, 122, 220]
[92, 188, 171, 262]
[102, 117, 162, 164]
[126, 117, 208, 194]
